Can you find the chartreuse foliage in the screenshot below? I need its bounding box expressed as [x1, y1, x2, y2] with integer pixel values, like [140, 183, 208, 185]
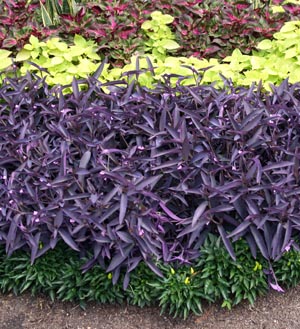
[220, 19, 300, 88]
[15, 34, 100, 86]
[0, 19, 299, 91]
[0, 0, 299, 63]
[0, 49, 12, 71]
[141, 11, 180, 60]
[111, 19, 300, 90]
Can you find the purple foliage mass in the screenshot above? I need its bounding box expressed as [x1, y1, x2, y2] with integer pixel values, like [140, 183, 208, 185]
[0, 68, 300, 283]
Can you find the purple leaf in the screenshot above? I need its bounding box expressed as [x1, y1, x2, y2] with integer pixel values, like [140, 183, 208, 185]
[281, 221, 292, 253]
[192, 201, 208, 227]
[58, 229, 80, 251]
[250, 225, 269, 259]
[106, 244, 133, 273]
[72, 77, 80, 101]
[119, 193, 128, 224]
[217, 225, 236, 261]
[79, 151, 91, 169]
[263, 161, 294, 172]
[116, 231, 133, 244]
[227, 220, 251, 238]
[159, 201, 185, 221]
[144, 259, 164, 278]
[135, 175, 162, 191]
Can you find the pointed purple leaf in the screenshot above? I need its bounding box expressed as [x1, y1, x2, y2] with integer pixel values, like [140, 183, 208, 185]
[217, 225, 236, 261]
[59, 229, 80, 251]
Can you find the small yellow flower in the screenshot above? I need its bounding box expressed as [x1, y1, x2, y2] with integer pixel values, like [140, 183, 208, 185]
[107, 273, 112, 279]
[170, 267, 175, 275]
[253, 261, 262, 272]
[190, 267, 194, 275]
[184, 277, 190, 285]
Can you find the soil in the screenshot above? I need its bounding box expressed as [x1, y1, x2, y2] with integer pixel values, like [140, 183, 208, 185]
[1, 285, 300, 329]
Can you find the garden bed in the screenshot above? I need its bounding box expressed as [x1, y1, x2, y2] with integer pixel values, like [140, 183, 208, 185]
[1, 0, 300, 322]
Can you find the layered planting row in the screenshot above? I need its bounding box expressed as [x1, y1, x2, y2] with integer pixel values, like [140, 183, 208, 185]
[1, 0, 300, 319]
[1, 0, 300, 62]
[2, 18, 300, 90]
[1, 72, 300, 298]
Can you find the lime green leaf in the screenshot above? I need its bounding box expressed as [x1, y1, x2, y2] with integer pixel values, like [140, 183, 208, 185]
[56, 42, 68, 52]
[24, 44, 33, 50]
[170, 66, 191, 76]
[29, 35, 40, 47]
[277, 36, 298, 49]
[63, 52, 73, 62]
[164, 56, 181, 67]
[285, 47, 298, 59]
[257, 39, 273, 50]
[51, 40, 65, 50]
[150, 11, 163, 19]
[74, 34, 87, 48]
[202, 70, 222, 83]
[50, 57, 64, 66]
[289, 69, 300, 83]
[0, 49, 11, 60]
[36, 55, 48, 66]
[284, 0, 300, 3]
[66, 64, 78, 74]
[154, 47, 165, 55]
[31, 50, 40, 59]
[46, 38, 60, 50]
[103, 67, 122, 81]
[250, 56, 266, 69]
[271, 5, 285, 13]
[0, 57, 12, 70]
[280, 21, 299, 33]
[273, 32, 286, 40]
[138, 72, 155, 89]
[160, 14, 174, 24]
[85, 51, 101, 60]
[158, 39, 180, 50]
[69, 45, 85, 56]
[151, 11, 174, 24]
[16, 49, 31, 61]
[243, 70, 268, 81]
[47, 49, 64, 57]
[180, 77, 197, 86]
[141, 21, 152, 30]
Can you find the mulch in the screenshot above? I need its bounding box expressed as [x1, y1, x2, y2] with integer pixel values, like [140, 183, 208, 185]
[1, 284, 300, 329]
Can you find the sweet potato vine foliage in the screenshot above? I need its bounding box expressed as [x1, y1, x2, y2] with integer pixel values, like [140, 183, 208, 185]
[0, 70, 300, 285]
